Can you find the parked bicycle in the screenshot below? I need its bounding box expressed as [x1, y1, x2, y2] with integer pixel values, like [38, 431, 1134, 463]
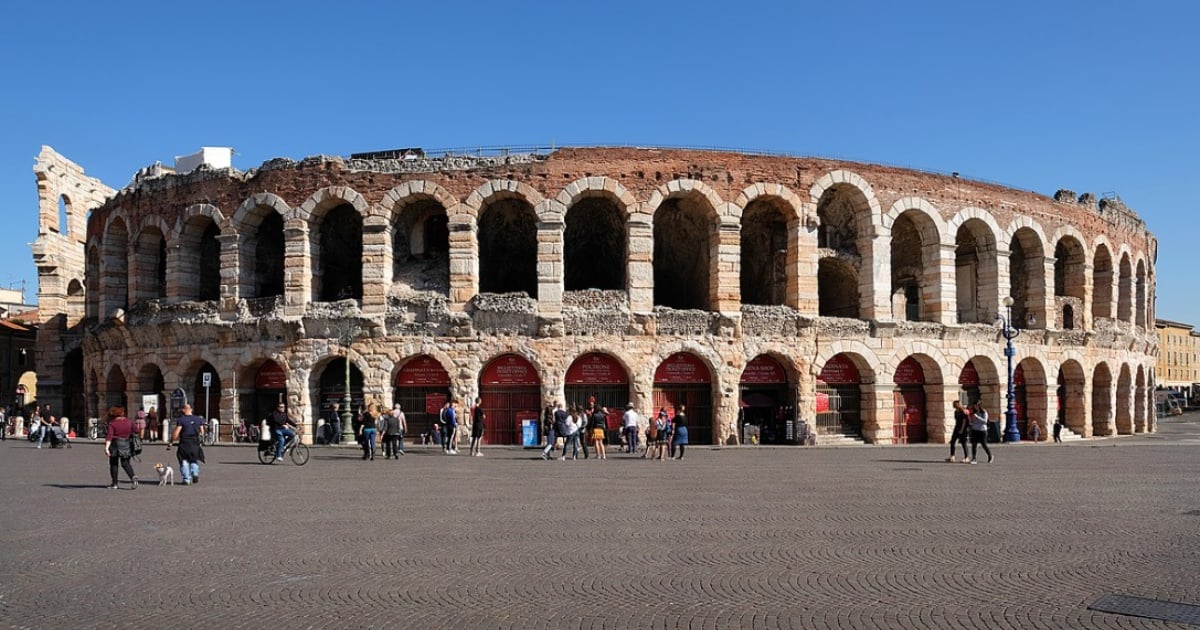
[231, 418, 260, 443]
[257, 427, 309, 465]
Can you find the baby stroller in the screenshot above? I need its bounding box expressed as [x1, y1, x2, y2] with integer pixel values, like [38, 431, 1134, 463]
[48, 424, 68, 448]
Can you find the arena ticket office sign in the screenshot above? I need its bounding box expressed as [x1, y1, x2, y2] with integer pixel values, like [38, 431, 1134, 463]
[565, 352, 629, 440]
[653, 353, 713, 444]
[479, 354, 541, 445]
[815, 355, 862, 436]
[393, 356, 451, 442]
[892, 357, 927, 444]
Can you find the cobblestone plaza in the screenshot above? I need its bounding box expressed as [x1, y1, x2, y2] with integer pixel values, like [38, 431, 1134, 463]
[2, 419, 1198, 629]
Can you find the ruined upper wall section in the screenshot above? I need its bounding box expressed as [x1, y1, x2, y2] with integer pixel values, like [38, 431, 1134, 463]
[35, 146, 115, 241]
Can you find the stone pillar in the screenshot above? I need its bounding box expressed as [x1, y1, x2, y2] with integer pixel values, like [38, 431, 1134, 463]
[361, 216, 390, 316]
[536, 216, 564, 318]
[793, 216, 818, 313]
[627, 208, 654, 314]
[931, 243, 957, 325]
[283, 221, 309, 317]
[860, 380, 890, 444]
[447, 205, 475, 312]
[217, 232, 240, 318]
[711, 214, 741, 313]
[861, 229, 890, 320]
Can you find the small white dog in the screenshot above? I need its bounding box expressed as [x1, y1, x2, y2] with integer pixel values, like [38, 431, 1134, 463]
[155, 463, 174, 486]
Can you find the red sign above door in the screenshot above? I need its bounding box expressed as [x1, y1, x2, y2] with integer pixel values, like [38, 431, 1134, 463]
[959, 360, 980, 386]
[818, 354, 860, 385]
[255, 361, 287, 389]
[480, 354, 541, 386]
[396, 355, 451, 387]
[653, 353, 711, 384]
[565, 353, 628, 385]
[894, 357, 925, 386]
[740, 355, 788, 385]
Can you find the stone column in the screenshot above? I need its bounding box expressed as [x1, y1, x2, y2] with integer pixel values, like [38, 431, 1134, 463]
[627, 208, 654, 314]
[536, 215, 565, 318]
[861, 228, 890, 320]
[283, 221, 309, 317]
[217, 232, 240, 318]
[361, 216, 390, 316]
[447, 205, 475, 312]
[711, 214, 741, 314]
[793, 216, 818, 313]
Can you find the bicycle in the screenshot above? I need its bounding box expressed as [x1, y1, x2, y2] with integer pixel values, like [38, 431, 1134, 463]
[87, 421, 108, 440]
[202, 423, 218, 446]
[257, 427, 309, 465]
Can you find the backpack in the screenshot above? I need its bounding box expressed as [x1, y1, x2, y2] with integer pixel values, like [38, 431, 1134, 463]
[553, 411, 567, 437]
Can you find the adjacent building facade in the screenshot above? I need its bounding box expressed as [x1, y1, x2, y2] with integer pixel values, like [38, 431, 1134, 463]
[31, 145, 1159, 444]
[1155, 319, 1198, 389]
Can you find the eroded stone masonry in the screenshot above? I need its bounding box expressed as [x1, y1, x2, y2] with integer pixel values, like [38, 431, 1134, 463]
[32, 146, 1158, 445]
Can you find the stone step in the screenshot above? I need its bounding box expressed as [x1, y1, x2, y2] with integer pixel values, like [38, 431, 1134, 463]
[814, 432, 867, 446]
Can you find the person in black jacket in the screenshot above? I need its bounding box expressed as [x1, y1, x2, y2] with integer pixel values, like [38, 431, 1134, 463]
[468, 398, 485, 457]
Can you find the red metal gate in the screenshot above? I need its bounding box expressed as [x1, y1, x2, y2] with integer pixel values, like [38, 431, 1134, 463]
[479, 354, 542, 445]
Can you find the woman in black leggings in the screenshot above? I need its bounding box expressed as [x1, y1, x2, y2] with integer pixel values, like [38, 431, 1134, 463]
[969, 403, 993, 464]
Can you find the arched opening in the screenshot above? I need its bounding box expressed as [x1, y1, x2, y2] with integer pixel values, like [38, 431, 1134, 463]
[817, 258, 860, 318]
[179, 216, 221, 301]
[190, 362, 221, 422]
[1134, 365, 1147, 433]
[1091, 363, 1113, 436]
[955, 220, 998, 324]
[393, 355, 452, 445]
[739, 355, 796, 444]
[1015, 359, 1047, 440]
[653, 353, 714, 445]
[565, 197, 626, 292]
[102, 218, 129, 316]
[1009, 227, 1046, 329]
[317, 358, 365, 434]
[243, 360, 287, 432]
[740, 198, 789, 306]
[1135, 260, 1147, 328]
[1115, 364, 1133, 434]
[959, 357, 1002, 421]
[63, 349, 85, 426]
[105, 365, 127, 412]
[136, 364, 165, 419]
[816, 184, 867, 318]
[1057, 361, 1086, 436]
[133, 226, 167, 302]
[317, 204, 363, 301]
[479, 354, 542, 445]
[57, 195, 71, 236]
[1054, 237, 1085, 329]
[67, 278, 85, 323]
[254, 212, 286, 299]
[893, 357, 928, 444]
[890, 210, 939, 321]
[478, 197, 538, 296]
[816, 354, 865, 438]
[564, 352, 630, 445]
[1117, 254, 1133, 323]
[393, 199, 450, 295]
[1093, 245, 1114, 321]
[653, 195, 714, 310]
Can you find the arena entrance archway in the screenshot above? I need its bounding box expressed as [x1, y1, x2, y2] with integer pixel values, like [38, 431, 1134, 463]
[1014, 360, 1048, 440]
[251, 360, 287, 425]
[816, 354, 864, 438]
[1134, 366, 1147, 433]
[190, 362, 221, 422]
[105, 366, 127, 413]
[63, 349, 85, 427]
[1116, 364, 1133, 434]
[564, 352, 629, 445]
[317, 358, 364, 434]
[393, 355, 451, 445]
[1057, 361, 1086, 436]
[959, 360, 982, 407]
[893, 357, 928, 444]
[1091, 363, 1113, 436]
[739, 355, 795, 444]
[479, 354, 541, 446]
[653, 353, 713, 445]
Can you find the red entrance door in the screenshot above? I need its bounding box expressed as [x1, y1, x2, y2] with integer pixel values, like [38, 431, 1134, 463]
[893, 357, 927, 444]
[479, 354, 541, 445]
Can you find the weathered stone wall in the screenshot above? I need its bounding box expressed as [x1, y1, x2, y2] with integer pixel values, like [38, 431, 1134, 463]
[40, 147, 1158, 443]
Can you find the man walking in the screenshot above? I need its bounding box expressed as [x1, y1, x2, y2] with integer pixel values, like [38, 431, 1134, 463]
[469, 397, 485, 457]
[172, 404, 206, 484]
[444, 399, 459, 455]
[622, 403, 641, 455]
[541, 403, 562, 460]
[328, 402, 342, 445]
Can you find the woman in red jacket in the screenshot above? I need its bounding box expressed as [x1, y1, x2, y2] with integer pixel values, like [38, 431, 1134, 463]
[103, 406, 139, 489]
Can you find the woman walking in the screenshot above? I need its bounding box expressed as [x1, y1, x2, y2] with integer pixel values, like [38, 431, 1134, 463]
[947, 400, 970, 463]
[558, 406, 581, 460]
[969, 403, 993, 464]
[672, 408, 690, 460]
[469, 397, 485, 457]
[360, 402, 379, 461]
[103, 406, 139, 489]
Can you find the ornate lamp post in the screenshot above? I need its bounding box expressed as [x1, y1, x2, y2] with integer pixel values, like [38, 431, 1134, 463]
[996, 296, 1034, 443]
[333, 322, 360, 445]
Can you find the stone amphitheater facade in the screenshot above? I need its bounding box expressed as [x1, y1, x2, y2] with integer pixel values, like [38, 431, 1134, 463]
[31, 145, 1158, 445]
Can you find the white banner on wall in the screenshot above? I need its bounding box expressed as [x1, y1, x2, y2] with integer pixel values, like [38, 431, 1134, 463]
[142, 395, 158, 413]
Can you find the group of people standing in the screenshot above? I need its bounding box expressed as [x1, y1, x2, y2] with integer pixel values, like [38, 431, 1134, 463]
[541, 402, 690, 461]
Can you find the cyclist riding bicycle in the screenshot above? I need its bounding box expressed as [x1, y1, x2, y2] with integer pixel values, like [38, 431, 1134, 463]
[267, 403, 298, 463]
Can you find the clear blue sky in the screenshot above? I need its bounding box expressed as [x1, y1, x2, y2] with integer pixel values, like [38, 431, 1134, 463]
[1, 1, 1196, 323]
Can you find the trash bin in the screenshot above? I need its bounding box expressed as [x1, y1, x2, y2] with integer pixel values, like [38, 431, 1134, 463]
[987, 421, 1001, 443]
[521, 419, 539, 447]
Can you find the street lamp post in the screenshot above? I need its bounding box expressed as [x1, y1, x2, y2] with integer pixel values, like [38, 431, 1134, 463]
[335, 323, 360, 445]
[997, 296, 1024, 443]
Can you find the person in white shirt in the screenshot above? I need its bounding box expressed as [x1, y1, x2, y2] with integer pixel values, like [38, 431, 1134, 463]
[622, 403, 641, 455]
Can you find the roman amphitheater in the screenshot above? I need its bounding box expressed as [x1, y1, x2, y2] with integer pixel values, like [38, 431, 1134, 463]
[31, 145, 1158, 446]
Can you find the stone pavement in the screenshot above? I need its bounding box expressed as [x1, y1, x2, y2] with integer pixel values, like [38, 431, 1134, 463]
[1, 419, 1199, 629]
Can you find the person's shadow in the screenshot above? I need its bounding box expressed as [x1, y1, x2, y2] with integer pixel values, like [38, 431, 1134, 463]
[44, 483, 113, 490]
